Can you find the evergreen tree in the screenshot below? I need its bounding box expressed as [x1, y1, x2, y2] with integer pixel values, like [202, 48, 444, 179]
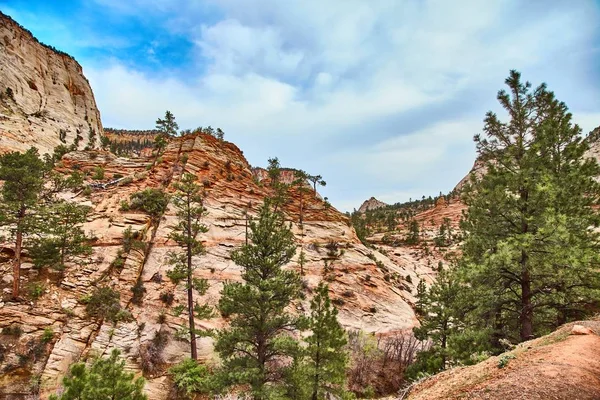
[412, 268, 459, 373]
[433, 217, 452, 248]
[266, 157, 289, 212]
[305, 283, 348, 400]
[166, 173, 210, 359]
[154, 110, 178, 155]
[49, 349, 147, 400]
[405, 219, 420, 245]
[459, 70, 600, 345]
[156, 110, 179, 137]
[29, 201, 91, 272]
[307, 175, 326, 195]
[0, 148, 45, 298]
[215, 199, 302, 399]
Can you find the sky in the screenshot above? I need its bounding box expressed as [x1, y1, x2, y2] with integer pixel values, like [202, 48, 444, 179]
[2, 0, 600, 212]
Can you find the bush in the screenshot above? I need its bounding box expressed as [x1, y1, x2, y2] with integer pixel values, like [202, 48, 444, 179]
[48, 349, 146, 400]
[41, 327, 54, 343]
[347, 330, 425, 396]
[157, 310, 167, 324]
[119, 200, 130, 211]
[159, 291, 174, 305]
[169, 358, 213, 398]
[92, 166, 105, 180]
[140, 330, 168, 375]
[129, 189, 169, 221]
[131, 279, 146, 305]
[82, 186, 92, 197]
[2, 324, 23, 337]
[85, 286, 130, 323]
[497, 354, 516, 369]
[28, 282, 45, 300]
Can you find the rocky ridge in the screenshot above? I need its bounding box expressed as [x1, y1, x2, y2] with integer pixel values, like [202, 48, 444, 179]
[0, 11, 102, 154]
[358, 196, 389, 213]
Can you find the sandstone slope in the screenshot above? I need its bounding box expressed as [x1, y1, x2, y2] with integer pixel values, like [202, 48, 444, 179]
[0, 133, 422, 399]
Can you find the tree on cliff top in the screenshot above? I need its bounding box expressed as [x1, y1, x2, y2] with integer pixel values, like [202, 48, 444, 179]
[154, 110, 179, 155]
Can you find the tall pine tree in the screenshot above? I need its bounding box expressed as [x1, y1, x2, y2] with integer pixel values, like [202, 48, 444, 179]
[305, 283, 348, 400]
[215, 199, 302, 399]
[458, 70, 600, 345]
[166, 173, 210, 359]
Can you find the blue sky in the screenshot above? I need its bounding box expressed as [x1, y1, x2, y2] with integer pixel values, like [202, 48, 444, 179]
[2, 0, 600, 211]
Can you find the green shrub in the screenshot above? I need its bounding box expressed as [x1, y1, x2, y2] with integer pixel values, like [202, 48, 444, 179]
[86, 286, 129, 323]
[92, 166, 105, 180]
[2, 324, 23, 337]
[172, 305, 185, 317]
[128, 189, 169, 221]
[41, 327, 54, 343]
[48, 349, 146, 400]
[497, 354, 516, 369]
[169, 358, 212, 398]
[28, 282, 45, 300]
[82, 186, 92, 197]
[159, 291, 174, 305]
[131, 279, 146, 305]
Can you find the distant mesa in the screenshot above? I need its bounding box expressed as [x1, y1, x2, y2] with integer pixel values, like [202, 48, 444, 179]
[358, 196, 389, 213]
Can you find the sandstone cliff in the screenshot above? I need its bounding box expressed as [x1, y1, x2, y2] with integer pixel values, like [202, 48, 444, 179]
[0, 11, 102, 154]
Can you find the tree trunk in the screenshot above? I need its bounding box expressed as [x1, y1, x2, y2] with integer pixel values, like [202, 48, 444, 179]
[311, 342, 321, 400]
[187, 199, 197, 360]
[11, 207, 26, 299]
[12, 223, 22, 299]
[519, 185, 533, 342]
[520, 254, 533, 341]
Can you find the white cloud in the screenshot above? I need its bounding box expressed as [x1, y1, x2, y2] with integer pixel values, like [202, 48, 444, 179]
[83, 0, 600, 211]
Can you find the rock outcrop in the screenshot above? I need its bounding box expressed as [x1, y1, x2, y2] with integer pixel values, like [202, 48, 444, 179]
[0, 11, 102, 154]
[358, 196, 389, 213]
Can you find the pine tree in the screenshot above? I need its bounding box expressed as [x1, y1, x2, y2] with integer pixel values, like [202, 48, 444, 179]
[458, 70, 600, 345]
[49, 349, 147, 400]
[412, 268, 459, 372]
[166, 173, 210, 359]
[305, 283, 348, 400]
[307, 175, 326, 196]
[215, 199, 302, 399]
[405, 219, 420, 245]
[29, 201, 91, 272]
[267, 157, 289, 212]
[156, 110, 179, 137]
[0, 148, 46, 298]
[154, 110, 178, 156]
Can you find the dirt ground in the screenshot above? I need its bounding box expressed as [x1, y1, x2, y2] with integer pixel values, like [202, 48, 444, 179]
[405, 320, 600, 400]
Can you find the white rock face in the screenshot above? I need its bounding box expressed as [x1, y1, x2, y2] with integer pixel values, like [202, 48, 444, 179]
[0, 12, 102, 154]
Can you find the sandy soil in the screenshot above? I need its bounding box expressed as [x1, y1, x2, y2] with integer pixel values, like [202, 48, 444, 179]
[405, 320, 600, 400]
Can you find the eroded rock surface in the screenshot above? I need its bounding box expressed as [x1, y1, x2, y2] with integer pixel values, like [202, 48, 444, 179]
[0, 11, 102, 154]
